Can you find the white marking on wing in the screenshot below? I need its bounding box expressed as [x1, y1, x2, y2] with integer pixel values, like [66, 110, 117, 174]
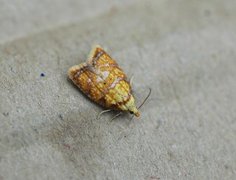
[110, 77, 122, 88]
[96, 76, 103, 82]
[102, 71, 109, 79]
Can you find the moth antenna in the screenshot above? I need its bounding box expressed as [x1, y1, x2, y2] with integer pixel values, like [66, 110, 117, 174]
[138, 87, 152, 109]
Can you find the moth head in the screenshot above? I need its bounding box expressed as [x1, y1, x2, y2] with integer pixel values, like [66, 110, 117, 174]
[129, 109, 140, 117]
[125, 96, 140, 117]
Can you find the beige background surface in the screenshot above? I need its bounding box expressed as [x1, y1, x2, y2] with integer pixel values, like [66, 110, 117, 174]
[0, 0, 236, 179]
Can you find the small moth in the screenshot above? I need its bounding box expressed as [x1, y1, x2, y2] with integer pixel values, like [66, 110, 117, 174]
[68, 45, 140, 117]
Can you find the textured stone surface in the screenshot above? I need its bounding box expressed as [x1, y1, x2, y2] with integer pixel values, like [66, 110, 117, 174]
[0, 0, 236, 179]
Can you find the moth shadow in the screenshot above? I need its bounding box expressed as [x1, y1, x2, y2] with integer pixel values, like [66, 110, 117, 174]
[44, 109, 108, 171]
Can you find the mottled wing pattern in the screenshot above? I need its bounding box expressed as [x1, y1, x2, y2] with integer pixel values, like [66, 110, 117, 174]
[68, 63, 105, 105]
[87, 46, 132, 109]
[68, 46, 131, 109]
[87, 46, 118, 68]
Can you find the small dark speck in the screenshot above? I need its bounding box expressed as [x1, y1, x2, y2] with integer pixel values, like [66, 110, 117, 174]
[33, 128, 39, 134]
[149, 176, 160, 180]
[59, 114, 63, 120]
[10, 67, 14, 73]
[40, 73, 45, 77]
[3, 112, 9, 117]
[224, 164, 230, 169]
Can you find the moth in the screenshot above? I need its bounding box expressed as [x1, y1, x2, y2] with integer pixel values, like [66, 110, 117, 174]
[68, 45, 140, 117]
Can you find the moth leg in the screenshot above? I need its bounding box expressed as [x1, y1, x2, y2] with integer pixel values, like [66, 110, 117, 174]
[129, 75, 134, 87]
[96, 109, 112, 120]
[110, 112, 123, 121]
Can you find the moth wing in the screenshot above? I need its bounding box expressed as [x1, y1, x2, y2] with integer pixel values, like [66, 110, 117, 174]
[87, 45, 118, 69]
[86, 46, 132, 108]
[68, 63, 105, 105]
[86, 45, 127, 82]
